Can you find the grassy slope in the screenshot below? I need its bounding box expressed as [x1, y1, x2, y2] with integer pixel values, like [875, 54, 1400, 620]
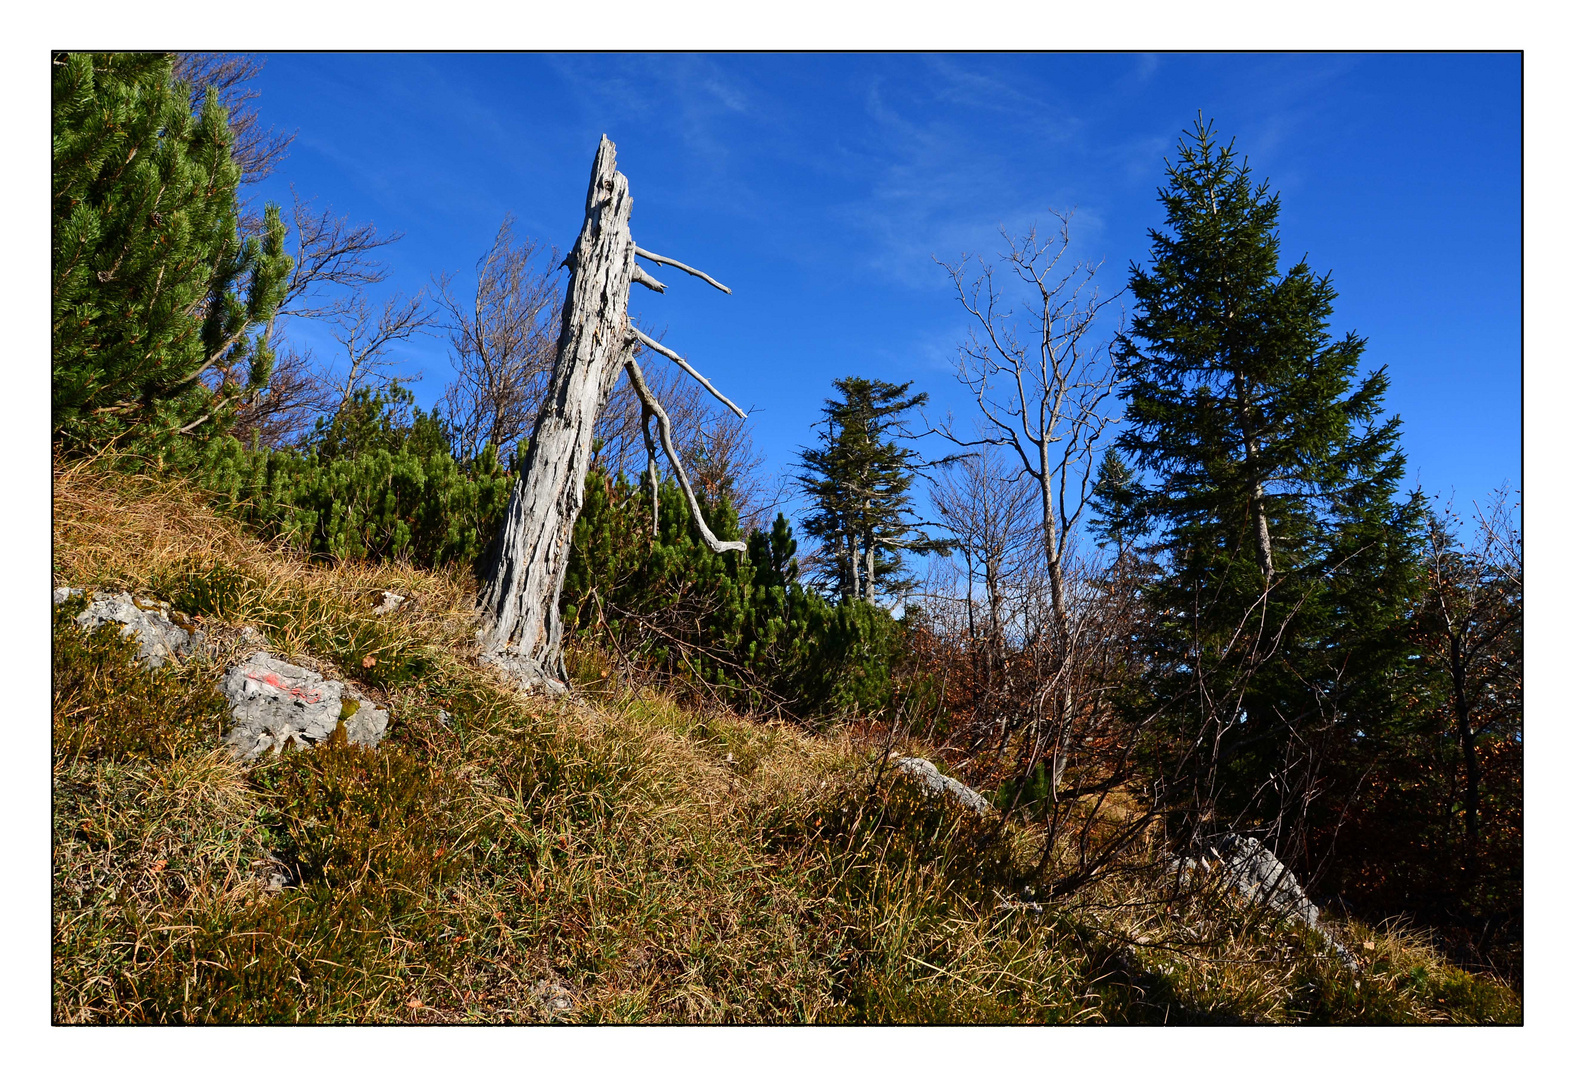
[50, 458, 1521, 1024]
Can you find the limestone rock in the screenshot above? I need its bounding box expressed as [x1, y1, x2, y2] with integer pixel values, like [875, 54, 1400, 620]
[891, 756, 994, 818]
[66, 589, 205, 668]
[1171, 833, 1357, 971]
[220, 651, 388, 760]
[1212, 834, 1320, 925]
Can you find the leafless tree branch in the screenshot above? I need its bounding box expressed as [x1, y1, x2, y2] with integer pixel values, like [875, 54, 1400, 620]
[634, 247, 731, 294]
[432, 216, 563, 462]
[327, 290, 438, 412]
[622, 355, 747, 555]
[629, 326, 749, 420]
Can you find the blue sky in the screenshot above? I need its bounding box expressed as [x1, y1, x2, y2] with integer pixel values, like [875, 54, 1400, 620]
[243, 51, 1522, 529]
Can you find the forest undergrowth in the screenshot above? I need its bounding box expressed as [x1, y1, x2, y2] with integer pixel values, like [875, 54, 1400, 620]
[50, 457, 1521, 1024]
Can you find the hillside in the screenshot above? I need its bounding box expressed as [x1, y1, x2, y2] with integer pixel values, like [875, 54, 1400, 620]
[50, 458, 1521, 1024]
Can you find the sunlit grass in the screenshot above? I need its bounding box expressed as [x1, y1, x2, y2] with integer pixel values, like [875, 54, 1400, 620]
[51, 455, 1520, 1024]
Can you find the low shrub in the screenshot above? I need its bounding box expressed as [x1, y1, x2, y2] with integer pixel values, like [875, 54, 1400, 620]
[52, 596, 227, 763]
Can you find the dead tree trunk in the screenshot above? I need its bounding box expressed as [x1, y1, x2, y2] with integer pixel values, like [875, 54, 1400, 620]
[477, 135, 745, 693]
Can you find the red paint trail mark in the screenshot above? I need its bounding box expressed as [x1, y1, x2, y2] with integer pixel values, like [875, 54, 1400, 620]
[247, 670, 322, 705]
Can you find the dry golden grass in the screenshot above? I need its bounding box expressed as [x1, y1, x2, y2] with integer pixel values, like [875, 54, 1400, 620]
[51, 455, 1522, 1024]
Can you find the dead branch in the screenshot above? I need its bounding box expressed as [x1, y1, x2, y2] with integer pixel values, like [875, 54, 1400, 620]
[629, 327, 748, 420]
[623, 355, 747, 555]
[632, 264, 668, 293]
[634, 247, 731, 294]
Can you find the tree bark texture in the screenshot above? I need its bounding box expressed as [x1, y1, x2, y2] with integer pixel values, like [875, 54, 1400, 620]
[476, 136, 745, 693]
[1036, 467, 1076, 796]
[476, 136, 636, 690]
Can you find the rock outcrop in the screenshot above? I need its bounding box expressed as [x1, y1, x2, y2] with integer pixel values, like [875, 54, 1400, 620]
[1171, 833, 1357, 971]
[891, 756, 994, 818]
[57, 586, 387, 762]
[220, 651, 388, 760]
[56, 588, 205, 668]
[529, 979, 575, 1021]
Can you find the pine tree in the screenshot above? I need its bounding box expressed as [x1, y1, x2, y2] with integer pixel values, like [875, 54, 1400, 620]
[52, 52, 290, 449]
[1113, 118, 1425, 841]
[797, 377, 946, 604]
[185, 384, 513, 567]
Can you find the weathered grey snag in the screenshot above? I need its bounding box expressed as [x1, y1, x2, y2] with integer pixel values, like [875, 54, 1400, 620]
[477, 135, 745, 693]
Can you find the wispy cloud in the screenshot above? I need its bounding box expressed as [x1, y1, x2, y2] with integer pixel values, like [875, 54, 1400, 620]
[816, 57, 1116, 291]
[1131, 53, 1161, 87]
[545, 54, 757, 172]
[1206, 54, 1363, 195]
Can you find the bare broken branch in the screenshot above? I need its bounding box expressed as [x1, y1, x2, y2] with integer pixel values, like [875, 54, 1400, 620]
[631, 263, 667, 293]
[633, 247, 732, 294]
[624, 354, 747, 555]
[629, 325, 748, 420]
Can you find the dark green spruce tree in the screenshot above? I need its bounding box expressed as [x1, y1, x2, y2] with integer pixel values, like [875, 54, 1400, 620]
[1113, 118, 1425, 852]
[797, 377, 947, 604]
[1088, 446, 1149, 557]
[53, 52, 290, 450]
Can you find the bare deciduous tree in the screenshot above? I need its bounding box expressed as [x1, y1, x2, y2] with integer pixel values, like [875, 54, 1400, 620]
[325, 290, 437, 413]
[930, 443, 1040, 650]
[229, 190, 407, 446]
[684, 409, 780, 534]
[937, 210, 1122, 791]
[938, 212, 1121, 650]
[433, 217, 563, 463]
[477, 136, 747, 693]
[1421, 488, 1523, 875]
[276, 190, 402, 320]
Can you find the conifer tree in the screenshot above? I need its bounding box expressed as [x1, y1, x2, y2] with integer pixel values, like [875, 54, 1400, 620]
[1113, 118, 1424, 841]
[1088, 446, 1148, 556]
[52, 52, 290, 449]
[797, 377, 946, 604]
